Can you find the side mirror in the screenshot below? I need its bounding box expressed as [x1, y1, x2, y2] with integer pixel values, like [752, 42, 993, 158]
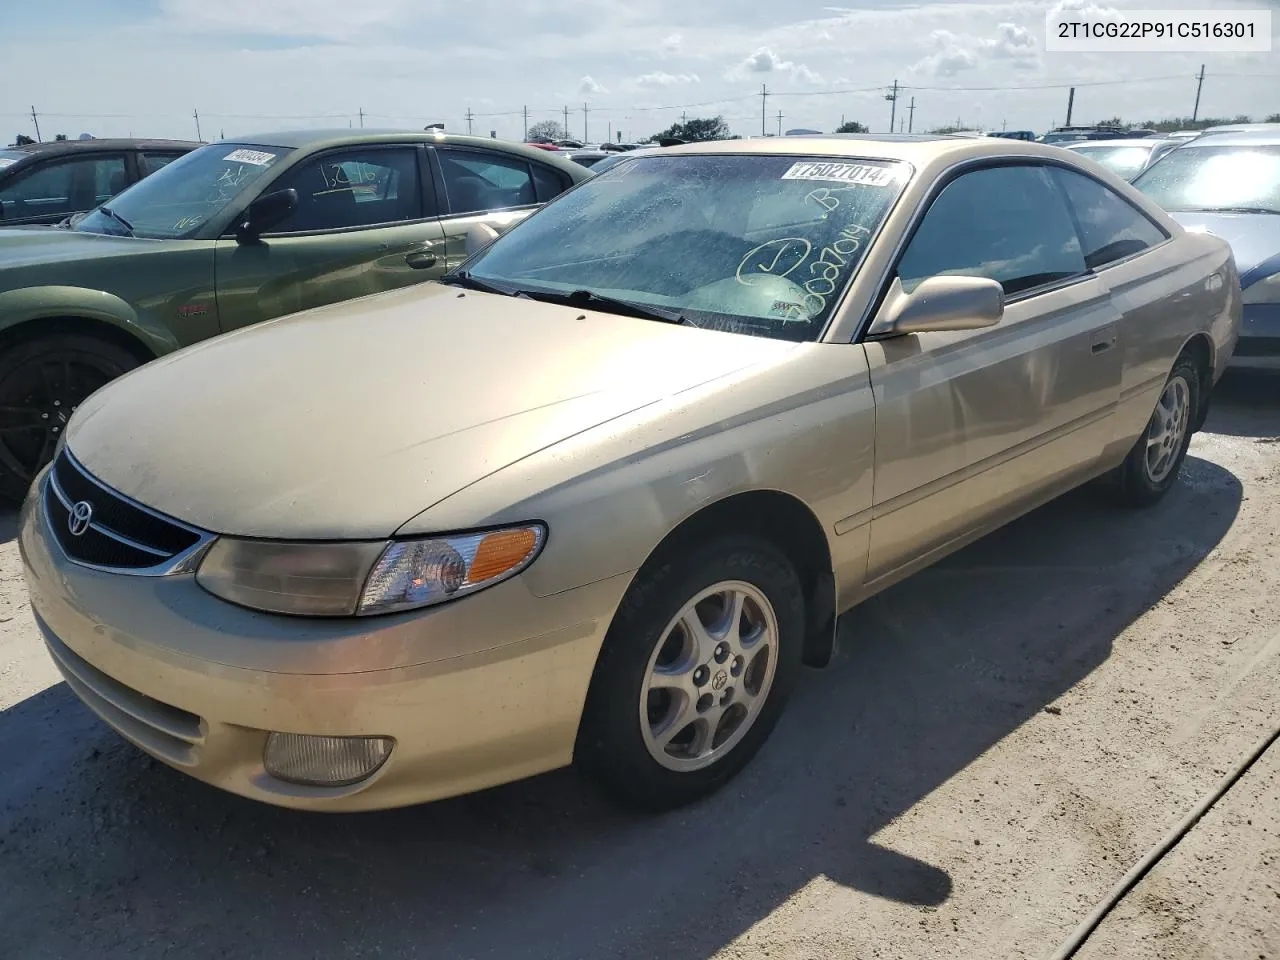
[235, 188, 298, 243]
[867, 275, 1004, 338]
[463, 222, 501, 257]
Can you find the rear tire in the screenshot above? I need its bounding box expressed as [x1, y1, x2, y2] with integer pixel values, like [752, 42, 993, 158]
[1110, 355, 1199, 508]
[575, 535, 805, 812]
[0, 334, 141, 503]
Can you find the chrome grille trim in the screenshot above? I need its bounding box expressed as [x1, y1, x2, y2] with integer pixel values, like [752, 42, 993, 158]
[42, 452, 215, 577]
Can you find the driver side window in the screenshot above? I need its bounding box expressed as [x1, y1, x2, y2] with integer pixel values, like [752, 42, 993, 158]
[265, 148, 424, 233]
[897, 165, 1087, 297]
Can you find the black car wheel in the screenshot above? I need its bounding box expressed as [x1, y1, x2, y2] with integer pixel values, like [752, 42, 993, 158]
[0, 334, 141, 502]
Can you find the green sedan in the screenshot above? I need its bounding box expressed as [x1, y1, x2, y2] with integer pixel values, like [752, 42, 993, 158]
[0, 130, 589, 500]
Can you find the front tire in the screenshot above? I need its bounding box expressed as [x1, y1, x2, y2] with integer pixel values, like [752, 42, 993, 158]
[1112, 355, 1199, 508]
[0, 334, 141, 503]
[575, 536, 805, 812]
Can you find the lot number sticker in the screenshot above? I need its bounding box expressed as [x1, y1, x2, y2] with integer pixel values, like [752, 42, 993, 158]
[223, 149, 278, 166]
[781, 161, 894, 186]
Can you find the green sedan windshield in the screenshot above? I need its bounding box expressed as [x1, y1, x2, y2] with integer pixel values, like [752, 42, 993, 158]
[467, 153, 911, 342]
[74, 142, 293, 239]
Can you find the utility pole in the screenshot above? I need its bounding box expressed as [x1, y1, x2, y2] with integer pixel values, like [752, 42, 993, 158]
[29, 105, 41, 142]
[776, 110, 783, 136]
[582, 101, 588, 142]
[1065, 87, 1075, 127]
[1192, 64, 1206, 122]
[607, 121, 612, 143]
[522, 105, 529, 140]
[193, 107, 201, 141]
[907, 96, 916, 133]
[465, 108, 474, 135]
[761, 84, 769, 137]
[885, 79, 899, 133]
[358, 107, 365, 129]
[563, 105, 570, 136]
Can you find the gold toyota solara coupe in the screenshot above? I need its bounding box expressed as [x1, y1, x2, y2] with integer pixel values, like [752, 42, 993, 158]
[20, 135, 1241, 812]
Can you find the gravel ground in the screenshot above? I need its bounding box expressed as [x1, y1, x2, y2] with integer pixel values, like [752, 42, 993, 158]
[0, 371, 1276, 960]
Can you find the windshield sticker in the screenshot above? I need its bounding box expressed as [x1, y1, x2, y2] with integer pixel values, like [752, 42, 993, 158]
[0, 158, 15, 169]
[222, 148, 277, 166]
[781, 161, 894, 186]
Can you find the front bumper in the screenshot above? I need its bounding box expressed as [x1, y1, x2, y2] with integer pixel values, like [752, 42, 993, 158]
[1230, 303, 1280, 370]
[19, 477, 632, 811]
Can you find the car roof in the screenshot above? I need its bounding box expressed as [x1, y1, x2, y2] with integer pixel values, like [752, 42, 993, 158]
[1064, 139, 1166, 149]
[2, 138, 200, 155]
[221, 128, 590, 175]
[648, 134, 1106, 166]
[1178, 129, 1280, 147]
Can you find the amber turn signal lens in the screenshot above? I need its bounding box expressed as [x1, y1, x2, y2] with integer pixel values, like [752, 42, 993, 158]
[468, 528, 540, 584]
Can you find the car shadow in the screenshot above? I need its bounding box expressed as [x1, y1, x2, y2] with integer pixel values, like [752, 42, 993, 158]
[1205, 369, 1280, 440]
[0, 455, 1243, 960]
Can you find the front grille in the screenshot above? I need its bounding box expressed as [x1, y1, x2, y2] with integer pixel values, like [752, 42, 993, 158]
[45, 451, 208, 573]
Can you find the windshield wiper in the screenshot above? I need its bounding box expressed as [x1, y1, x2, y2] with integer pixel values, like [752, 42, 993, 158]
[437, 271, 518, 296]
[1182, 205, 1280, 215]
[529, 288, 694, 326]
[98, 205, 135, 234]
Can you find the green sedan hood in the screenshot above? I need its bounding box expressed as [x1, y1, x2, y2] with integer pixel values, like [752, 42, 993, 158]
[0, 227, 151, 272]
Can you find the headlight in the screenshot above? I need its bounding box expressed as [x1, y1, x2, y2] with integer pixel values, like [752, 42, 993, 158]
[358, 525, 546, 616]
[194, 524, 546, 617]
[1242, 272, 1280, 305]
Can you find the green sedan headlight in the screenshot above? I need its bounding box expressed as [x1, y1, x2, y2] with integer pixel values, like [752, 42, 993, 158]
[194, 524, 546, 617]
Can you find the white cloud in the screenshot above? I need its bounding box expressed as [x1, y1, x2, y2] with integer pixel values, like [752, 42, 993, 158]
[911, 20, 1038, 78]
[635, 71, 700, 87]
[579, 75, 607, 95]
[157, 0, 416, 41]
[728, 47, 822, 84]
[912, 30, 979, 77]
[661, 33, 682, 53]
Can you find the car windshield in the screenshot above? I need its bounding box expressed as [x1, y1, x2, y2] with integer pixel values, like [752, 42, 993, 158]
[73, 142, 293, 239]
[0, 150, 24, 170]
[587, 153, 638, 175]
[1133, 144, 1280, 213]
[464, 153, 911, 342]
[1070, 145, 1154, 180]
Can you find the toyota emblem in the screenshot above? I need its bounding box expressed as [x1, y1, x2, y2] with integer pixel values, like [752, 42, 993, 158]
[68, 500, 93, 537]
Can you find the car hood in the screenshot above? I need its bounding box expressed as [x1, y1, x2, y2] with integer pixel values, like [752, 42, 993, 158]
[0, 226, 146, 271]
[1167, 211, 1280, 289]
[67, 283, 796, 539]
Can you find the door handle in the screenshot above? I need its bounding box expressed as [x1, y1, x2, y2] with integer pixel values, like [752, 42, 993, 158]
[404, 250, 438, 269]
[1091, 335, 1117, 354]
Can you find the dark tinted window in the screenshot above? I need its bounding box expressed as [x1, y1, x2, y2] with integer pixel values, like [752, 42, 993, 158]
[1053, 167, 1166, 269]
[268, 148, 423, 232]
[439, 150, 537, 215]
[89, 155, 128, 203]
[897, 165, 1086, 296]
[530, 163, 570, 201]
[0, 155, 126, 221]
[139, 152, 185, 176]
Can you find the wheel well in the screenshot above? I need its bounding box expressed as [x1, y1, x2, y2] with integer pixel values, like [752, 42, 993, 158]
[1179, 333, 1214, 432]
[0, 316, 157, 366]
[642, 490, 837, 668]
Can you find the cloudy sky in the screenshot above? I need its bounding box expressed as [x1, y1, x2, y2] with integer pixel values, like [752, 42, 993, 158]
[3, 0, 1277, 144]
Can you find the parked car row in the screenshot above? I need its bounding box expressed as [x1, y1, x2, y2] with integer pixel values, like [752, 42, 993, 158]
[0, 137, 199, 226]
[0, 130, 590, 497]
[4, 126, 1253, 815]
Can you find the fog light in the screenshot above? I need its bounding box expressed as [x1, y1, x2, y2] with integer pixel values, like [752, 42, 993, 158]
[263, 733, 393, 787]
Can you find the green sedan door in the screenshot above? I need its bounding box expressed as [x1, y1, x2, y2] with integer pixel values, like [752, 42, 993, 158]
[214, 144, 446, 329]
